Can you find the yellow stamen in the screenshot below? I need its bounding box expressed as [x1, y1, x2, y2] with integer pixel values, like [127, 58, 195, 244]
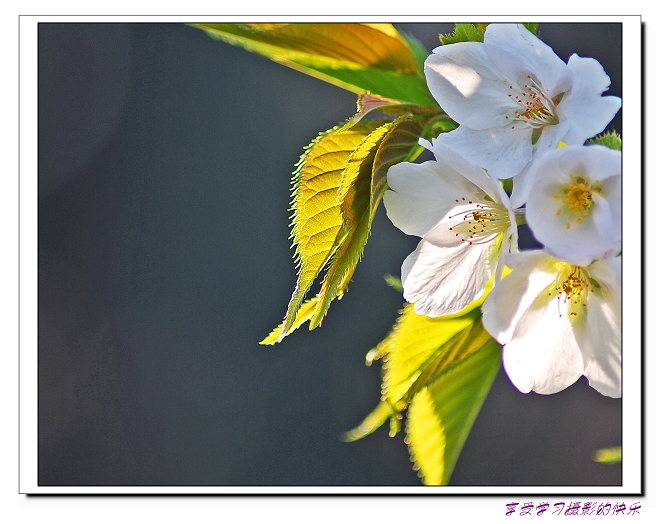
[556, 174, 603, 227]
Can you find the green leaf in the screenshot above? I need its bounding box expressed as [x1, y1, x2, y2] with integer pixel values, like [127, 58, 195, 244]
[588, 131, 622, 151]
[260, 296, 320, 345]
[593, 446, 622, 464]
[309, 116, 426, 328]
[344, 298, 501, 485]
[383, 274, 403, 292]
[377, 302, 490, 408]
[398, 28, 432, 75]
[340, 401, 395, 442]
[406, 337, 501, 485]
[440, 23, 540, 45]
[277, 119, 387, 340]
[523, 23, 539, 35]
[266, 112, 427, 341]
[192, 23, 436, 106]
[309, 121, 397, 327]
[440, 23, 487, 44]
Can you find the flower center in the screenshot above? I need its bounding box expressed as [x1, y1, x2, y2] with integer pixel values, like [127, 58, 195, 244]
[548, 265, 594, 318]
[505, 75, 560, 131]
[447, 198, 510, 245]
[553, 174, 603, 229]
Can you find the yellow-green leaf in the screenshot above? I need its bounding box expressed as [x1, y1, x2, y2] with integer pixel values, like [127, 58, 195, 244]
[308, 122, 397, 328]
[340, 401, 394, 443]
[406, 336, 501, 485]
[440, 23, 488, 45]
[374, 297, 490, 408]
[271, 114, 427, 340]
[280, 119, 386, 339]
[260, 296, 320, 345]
[593, 446, 622, 464]
[588, 131, 622, 151]
[192, 23, 436, 106]
[439, 23, 539, 45]
[309, 117, 426, 328]
[345, 297, 501, 484]
[370, 116, 425, 205]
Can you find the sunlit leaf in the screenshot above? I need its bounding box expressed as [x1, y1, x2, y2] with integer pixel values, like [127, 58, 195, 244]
[593, 446, 622, 464]
[260, 296, 320, 345]
[279, 120, 387, 339]
[345, 295, 501, 485]
[589, 131, 622, 151]
[440, 22, 539, 45]
[370, 116, 425, 204]
[383, 274, 403, 292]
[406, 336, 501, 485]
[340, 401, 394, 442]
[192, 23, 436, 106]
[440, 23, 487, 45]
[267, 112, 428, 340]
[377, 302, 487, 408]
[310, 117, 426, 328]
[309, 122, 397, 328]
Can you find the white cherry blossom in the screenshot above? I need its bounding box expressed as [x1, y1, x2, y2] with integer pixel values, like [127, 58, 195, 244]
[384, 141, 517, 317]
[424, 23, 621, 186]
[482, 251, 621, 397]
[525, 145, 621, 266]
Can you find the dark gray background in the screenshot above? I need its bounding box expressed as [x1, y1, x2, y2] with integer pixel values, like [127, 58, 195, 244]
[38, 22, 623, 486]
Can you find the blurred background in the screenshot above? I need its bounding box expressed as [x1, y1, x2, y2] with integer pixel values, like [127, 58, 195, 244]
[38, 22, 622, 486]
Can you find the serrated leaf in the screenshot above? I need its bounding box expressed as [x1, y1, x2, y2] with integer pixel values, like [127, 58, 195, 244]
[345, 294, 501, 484]
[589, 131, 622, 151]
[378, 302, 487, 408]
[310, 117, 426, 328]
[406, 336, 501, 485]
[340, 401, 394, 442]
[371, 116, 425, 202]
[439, 23, 539, 45]
[279, 119, 387, 339]
[193, 23, 436, 106]
[260, 296, 320, 345]
[307, 122, 396, 328]
[440, 23, 487, 45]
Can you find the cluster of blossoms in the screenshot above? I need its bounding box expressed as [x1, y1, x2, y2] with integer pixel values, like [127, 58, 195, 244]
[384, 24, 622, 397]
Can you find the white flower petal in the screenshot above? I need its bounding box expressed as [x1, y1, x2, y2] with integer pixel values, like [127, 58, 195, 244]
[532, 119, 571, 155]
[502, 292, 585, 395]
[558, 55, 621, 144]
[579, 290, 622, 398]
[482, 251, 557, 344]
[485, 253, 621, 397]
[422, 203, 491, 247]
[601, 255, 622, 288]
[484, 24, 571, 95]
[428, 140, 508, 201]
[574, 258, 621, 397]
[482, 251, 621, 397]
[525, 146, 622, 265]
[433, 125, 533, 180]
[384, 160, 479, 237]
[591, 193, 617, 242]
[526, 179, 610, 265]
[401, 238, 496, 317]
[425, 42, 516, 129]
